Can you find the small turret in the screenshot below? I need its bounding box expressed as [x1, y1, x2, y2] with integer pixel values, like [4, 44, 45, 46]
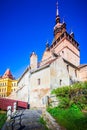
[46, 41, 50, 50]
[70, 30, 74, 38]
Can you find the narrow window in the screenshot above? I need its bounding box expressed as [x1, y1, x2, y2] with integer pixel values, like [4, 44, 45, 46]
[59, 79, 62, 86]
[67, 65, 69, 72]
[75, 70, 77, 77]
[38, 78, 40, 85]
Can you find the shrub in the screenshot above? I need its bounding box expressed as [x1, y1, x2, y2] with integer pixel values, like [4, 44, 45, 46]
[52, 82, 87, 110]
[0, 112, 7, 129]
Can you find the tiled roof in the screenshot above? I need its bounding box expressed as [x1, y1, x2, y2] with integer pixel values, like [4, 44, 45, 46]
[41, 58, 57, 67]
[78, 64, 87, 68]
[2, 68, 14, 80]
[63, 58, 78, 69]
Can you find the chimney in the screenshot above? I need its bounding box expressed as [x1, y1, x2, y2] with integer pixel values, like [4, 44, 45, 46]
[30, 52, 38, 70]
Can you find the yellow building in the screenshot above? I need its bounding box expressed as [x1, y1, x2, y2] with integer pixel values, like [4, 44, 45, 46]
[0, 69, 18, 97]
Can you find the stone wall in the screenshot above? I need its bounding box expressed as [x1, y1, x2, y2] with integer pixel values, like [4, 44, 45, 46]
[17, 70, 30, 102]
[30, 66, 50, 108]
[78, 66, 87, 81]
[50, 57, 70, 89]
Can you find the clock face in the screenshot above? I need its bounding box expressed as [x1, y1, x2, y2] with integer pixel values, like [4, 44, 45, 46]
[54, 27, 62, 35]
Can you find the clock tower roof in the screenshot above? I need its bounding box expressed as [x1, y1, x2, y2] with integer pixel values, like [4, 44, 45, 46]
[54, 1, 66, 40]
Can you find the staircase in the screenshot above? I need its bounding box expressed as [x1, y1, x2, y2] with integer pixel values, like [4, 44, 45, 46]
[2, 109, 47, 130]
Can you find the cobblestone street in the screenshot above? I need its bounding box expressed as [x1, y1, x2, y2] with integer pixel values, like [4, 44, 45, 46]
[2, 109, 46, 130]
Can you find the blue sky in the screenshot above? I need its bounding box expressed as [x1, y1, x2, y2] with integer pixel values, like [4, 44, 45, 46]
[0, 0, 87, 79]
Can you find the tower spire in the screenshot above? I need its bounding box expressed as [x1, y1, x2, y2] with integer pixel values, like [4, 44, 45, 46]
[56, 1, 59, 16]
[56, 1, 60, 24]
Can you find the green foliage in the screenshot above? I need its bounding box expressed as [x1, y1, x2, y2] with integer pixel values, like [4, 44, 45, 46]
[58, 97, 70, 109]
[47, 105, 87, 130]
[0, 112, 7, 129]
[52, 81, 87, 110]
[39, 117, 46, 125]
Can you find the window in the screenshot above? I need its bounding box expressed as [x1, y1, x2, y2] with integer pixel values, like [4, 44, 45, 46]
[4, 88, 5, 92]
[62, 51, 64, 54]
[67, 65, 69, 72]
[38, 79, 41, 85]
[59, 79, 62, 86]
[14, 83, 16, 86]
[75, 70, 77, 77]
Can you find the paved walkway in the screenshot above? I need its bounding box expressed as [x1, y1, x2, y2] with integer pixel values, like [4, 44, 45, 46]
[2, 109, 46, 130]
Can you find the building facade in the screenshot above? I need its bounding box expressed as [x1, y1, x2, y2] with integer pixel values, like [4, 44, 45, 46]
[9, 2, 87, 108]
[0, 69, 18, 97]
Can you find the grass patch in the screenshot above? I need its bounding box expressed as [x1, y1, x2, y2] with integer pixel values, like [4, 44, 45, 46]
[39, 117, 50, 130]
[47, 105, 87, 130]
[47, 81, 87, 130]
[0, 111, 7, 129]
